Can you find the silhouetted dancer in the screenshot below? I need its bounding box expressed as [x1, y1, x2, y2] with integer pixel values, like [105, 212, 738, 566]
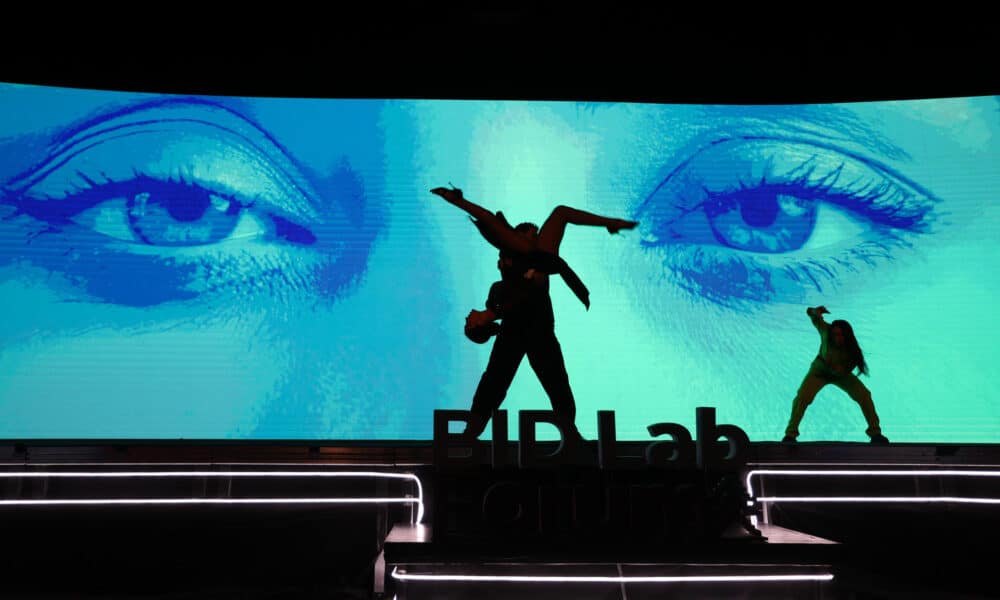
[431, 186, 637, 442]
[783, 306, 889, 444]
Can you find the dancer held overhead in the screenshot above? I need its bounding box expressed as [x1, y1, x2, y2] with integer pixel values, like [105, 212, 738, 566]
[431, 185, 635, 309]
[783, 306, 889, 444]
[430, 186, 637, 440]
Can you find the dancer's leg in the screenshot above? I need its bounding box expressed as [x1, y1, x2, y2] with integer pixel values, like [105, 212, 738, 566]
[526, 330, 582, 443]
[784, 370, 828, 439]
[431, 188, 534, 254]
[466, 329, 526, 438]
[537, 205, 637, 254]
[832, 374, 883, 437]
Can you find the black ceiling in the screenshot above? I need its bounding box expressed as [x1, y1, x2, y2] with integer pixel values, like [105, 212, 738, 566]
[1, 6, 995, 103]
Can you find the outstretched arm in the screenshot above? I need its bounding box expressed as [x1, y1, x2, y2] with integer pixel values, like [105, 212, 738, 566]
[537, 204, 638, 254]
[430, 187, 534, 254]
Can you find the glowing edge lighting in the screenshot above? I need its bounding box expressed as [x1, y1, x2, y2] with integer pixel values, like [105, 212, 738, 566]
[390, 567, 833, 584]
[746, 469, 1000, 507]
[0, 462, 428, 467]
[0, 471, 424, 522]
[755, 497, 1000, 504]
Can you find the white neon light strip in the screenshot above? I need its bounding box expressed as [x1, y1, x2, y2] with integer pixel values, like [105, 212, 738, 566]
[0, 470, 419, 479]
[0, 471, 424, 522]
[0, 462, 429, 467]
[0, 498, 416, 506]
[390, 567, 833, 584]
[755, 496, 1000, 505]
[748, 462, 1000, 468]
[746, 469, 1000, 507]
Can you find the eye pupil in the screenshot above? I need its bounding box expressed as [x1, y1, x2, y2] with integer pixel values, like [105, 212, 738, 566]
[161, 190, 210, 222]
[739, 190, 779, 228]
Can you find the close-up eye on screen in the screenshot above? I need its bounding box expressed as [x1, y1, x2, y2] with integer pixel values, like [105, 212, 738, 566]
[0, 84, 998, 443]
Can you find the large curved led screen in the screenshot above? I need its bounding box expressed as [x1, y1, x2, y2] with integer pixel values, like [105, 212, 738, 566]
[1, 83, 997, 442]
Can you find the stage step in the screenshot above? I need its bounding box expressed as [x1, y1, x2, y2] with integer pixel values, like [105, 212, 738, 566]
[381, 523, 842, 599]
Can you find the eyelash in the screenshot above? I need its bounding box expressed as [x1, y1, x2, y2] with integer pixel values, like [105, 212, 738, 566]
[5, 171, 323, 249]
[766, 161, 930, 230]
[0, 172, 322, 306]
[11, 173, 242, 218]
[697, 176, 918, 232]
[782, 235, 907, 291]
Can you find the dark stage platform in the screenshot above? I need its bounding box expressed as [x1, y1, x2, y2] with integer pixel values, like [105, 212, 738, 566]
[1, 441, 998, 598]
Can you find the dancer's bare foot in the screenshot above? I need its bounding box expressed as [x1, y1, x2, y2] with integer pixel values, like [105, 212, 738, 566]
[607, 219, 638, 234]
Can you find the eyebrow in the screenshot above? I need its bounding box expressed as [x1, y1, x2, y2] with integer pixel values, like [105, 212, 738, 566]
[54, 97, 262, 147]
[576, 100, 912, 163]
[698, 103, 912, 162]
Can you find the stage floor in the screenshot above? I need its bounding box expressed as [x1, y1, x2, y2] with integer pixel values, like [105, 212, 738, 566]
[1, 441, 998, 598]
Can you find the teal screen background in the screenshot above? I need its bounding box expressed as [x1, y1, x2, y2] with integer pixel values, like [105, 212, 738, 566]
[1, 84, 997, 442]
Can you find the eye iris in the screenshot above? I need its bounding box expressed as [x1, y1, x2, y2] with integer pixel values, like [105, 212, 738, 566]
[705, 191, 816, 254]
[126, 184, 241, 246]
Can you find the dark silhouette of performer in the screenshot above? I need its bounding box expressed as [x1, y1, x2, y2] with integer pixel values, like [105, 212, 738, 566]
[430, 186, 637, 441]
[783, 306, 889, 444]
